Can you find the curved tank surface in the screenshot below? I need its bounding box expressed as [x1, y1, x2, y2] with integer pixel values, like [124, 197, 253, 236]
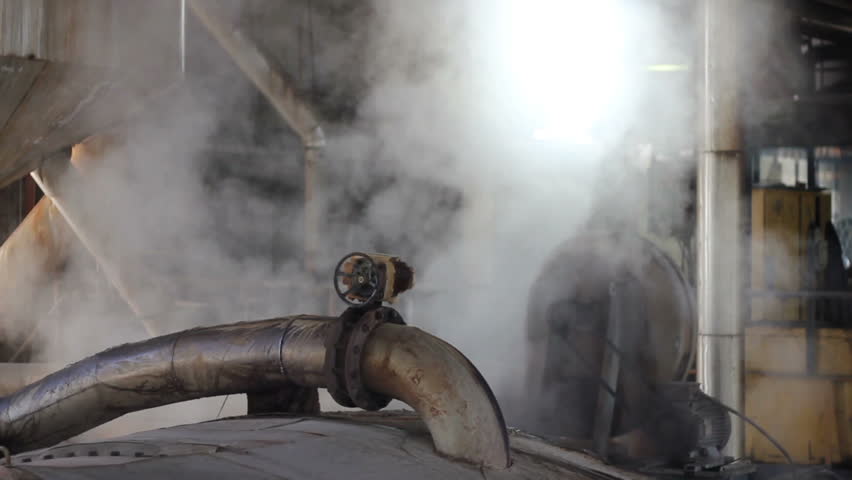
[0, 305, 650, 480]
[523, 231, 696, 439]
[4, 413, 647, 480]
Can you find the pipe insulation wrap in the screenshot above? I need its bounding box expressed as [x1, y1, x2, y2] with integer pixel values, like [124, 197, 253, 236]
[0, 316, 333, 453]
[0, 316, 510, 469]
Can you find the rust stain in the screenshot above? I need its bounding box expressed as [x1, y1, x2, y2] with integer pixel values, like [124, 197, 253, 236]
[429, 406, 444, 417]
[70, 133, 122, 173]
[409, 369, 424, 386]
[401, 345, 420, 360]
[0, 197, 72, 279]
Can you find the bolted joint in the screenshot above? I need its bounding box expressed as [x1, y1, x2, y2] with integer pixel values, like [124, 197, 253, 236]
[323, 307, 405, 410]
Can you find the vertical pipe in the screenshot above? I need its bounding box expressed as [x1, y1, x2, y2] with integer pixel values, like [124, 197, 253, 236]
[179, 0, 186, 74]
[697, 0, 745, 457]
[304, 147, 319, 275]
[807, 147, 817, 189]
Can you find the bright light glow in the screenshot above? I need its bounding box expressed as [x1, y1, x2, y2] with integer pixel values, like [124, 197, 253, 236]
[532, 126, 594, 145]
[647, 64, 689, 72]
[506, 0, 628, 143]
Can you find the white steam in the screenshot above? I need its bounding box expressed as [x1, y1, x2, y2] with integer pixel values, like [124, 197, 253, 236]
[3, 0, 698, 437]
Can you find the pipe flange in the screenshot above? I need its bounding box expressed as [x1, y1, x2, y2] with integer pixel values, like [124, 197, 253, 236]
[324, 308, 361, 408]
[343, 307, 405, 411]
[324, 307, 405, 410]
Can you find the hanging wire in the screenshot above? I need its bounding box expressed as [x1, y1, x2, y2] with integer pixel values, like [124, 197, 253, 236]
[547, 304, 794, 468]
[216, 395, 230, 419]
[702, 395, 793, 465]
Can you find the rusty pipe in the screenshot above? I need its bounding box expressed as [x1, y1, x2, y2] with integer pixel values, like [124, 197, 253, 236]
[0, 316, 510, 469]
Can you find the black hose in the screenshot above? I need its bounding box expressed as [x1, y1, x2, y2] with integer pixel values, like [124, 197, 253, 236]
[702, 395, 793, 465]
[556, 330, 796, 466]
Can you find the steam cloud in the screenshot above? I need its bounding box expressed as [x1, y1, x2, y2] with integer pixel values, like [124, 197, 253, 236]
[1, 0, 699, 437]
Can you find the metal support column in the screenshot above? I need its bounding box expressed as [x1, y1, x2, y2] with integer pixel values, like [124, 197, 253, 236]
[697, 0, 746, 458]
[592, 281, 624, 458]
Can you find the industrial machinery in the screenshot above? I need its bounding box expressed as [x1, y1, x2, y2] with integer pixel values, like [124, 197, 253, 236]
[0, 253, 652, 479]
[518, 166, 852, 476]
[524, 231, 751, 478]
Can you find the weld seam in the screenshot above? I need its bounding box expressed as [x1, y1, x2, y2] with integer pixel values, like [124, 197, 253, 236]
[278, 317, 297, 377]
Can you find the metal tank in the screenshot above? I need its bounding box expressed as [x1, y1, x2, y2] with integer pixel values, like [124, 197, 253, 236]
[6, 414, 644, 480]
[0, 288, 649, 480]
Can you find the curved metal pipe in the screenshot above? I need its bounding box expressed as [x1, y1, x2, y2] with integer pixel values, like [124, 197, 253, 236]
[0, 316, 331, 453]
[363, 324, 510, 468]
[0, 316, 511, 470]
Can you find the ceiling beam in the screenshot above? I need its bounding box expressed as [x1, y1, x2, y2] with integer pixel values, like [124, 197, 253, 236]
[187, 0, 325, 149]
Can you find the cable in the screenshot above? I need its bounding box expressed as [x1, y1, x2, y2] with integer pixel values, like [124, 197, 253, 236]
[599, 336, 794, 464]
[552, 323, 794, 465]
[702, 395, 793, 465]
[216, 395, 230, 419]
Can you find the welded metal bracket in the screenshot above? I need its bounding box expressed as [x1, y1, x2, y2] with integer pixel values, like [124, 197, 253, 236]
[324, 306, 406, 410]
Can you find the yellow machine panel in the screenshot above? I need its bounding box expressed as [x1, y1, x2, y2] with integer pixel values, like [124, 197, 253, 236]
[745, 326, 808, 375]
[746, 187, 852, 465]
[751, 188, 831, 323]
[745, 327, 852, 464]
[745, 372, 847, 464]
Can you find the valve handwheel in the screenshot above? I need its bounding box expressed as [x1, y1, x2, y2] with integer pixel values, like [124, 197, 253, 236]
[334, 252, 381, 306]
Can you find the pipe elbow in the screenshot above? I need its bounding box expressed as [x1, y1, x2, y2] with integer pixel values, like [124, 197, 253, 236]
[361, 324, 511, 469]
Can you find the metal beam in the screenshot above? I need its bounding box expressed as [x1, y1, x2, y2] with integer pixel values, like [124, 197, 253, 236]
[31, 144, 163, 336]
[0, 0, 183, 189]
[0, 196, 76, 361]
[187, 1, 326, 274]
[812, 0, 852, 13]
[186, 0, 324, 148]
[802, 16, 852, 39]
